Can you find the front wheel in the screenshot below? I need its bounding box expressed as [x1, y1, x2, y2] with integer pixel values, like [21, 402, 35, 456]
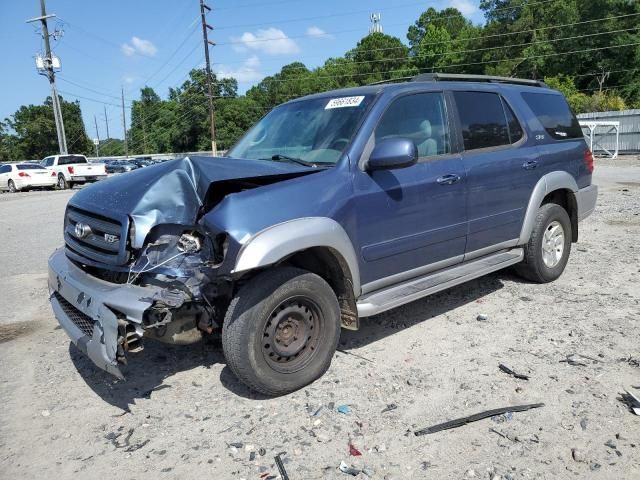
[515, 203, 572, 283]
[222, 267, 341, 396]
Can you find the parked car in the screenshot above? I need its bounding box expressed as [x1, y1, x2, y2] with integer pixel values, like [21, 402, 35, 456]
[41, 154, 107, 189]
[107, 159, 142, 174]
[129, 158, 153, 168]
[0, 162, 58, 192]
[48, 73, 597, 395]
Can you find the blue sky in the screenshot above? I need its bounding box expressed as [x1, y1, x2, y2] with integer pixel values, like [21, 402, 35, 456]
[0, 0, 484, 142]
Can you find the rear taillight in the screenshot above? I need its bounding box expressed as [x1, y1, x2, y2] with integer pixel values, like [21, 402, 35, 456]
[51, 171, 56, 177]
[18, 172, 30, 177]
[583, 149, 594, 173]
[67, 166, 74, 174]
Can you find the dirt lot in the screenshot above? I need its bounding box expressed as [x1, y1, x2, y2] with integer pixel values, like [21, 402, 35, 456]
[0, 157, 638, 479]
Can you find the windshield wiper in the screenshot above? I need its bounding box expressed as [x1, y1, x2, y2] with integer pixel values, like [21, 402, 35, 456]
[270, 154, 316, 168]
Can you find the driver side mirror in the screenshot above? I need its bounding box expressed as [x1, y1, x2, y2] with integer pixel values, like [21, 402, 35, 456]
[365, 138, 418, 171]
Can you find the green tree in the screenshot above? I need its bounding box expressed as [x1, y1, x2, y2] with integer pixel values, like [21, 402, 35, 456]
[345, 32, 414, 84]
[4, 96, 92, 159]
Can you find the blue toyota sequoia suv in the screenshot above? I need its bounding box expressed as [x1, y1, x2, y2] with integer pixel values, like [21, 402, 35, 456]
[48, 73, 597, 395]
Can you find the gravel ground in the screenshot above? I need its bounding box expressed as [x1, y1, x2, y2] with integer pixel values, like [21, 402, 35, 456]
[0, 158, 638, 479]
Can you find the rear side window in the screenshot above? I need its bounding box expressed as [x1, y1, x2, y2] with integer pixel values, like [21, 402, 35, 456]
[521, 92, 583, 140]
[454, 91, 510, 150]
[58, 155, 88, 165]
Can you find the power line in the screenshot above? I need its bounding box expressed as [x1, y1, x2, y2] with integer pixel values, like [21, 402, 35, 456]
[211, 11, 640, 65]
[215, 25, 638, 77]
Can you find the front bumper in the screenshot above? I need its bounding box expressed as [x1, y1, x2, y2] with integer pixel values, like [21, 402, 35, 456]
[48, 248, 164, 378]
[576, 184, 598, 222]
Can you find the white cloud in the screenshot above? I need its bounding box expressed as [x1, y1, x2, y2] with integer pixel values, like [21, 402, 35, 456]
[231, 27, 300, 55]
[216, 56, 264, 83]
[244, 54, 261, 68]
[121, 36, 158, 57]
[122, 75, 136, 84]
[306, 26, 333, 39]
[448, 0, 478, 17]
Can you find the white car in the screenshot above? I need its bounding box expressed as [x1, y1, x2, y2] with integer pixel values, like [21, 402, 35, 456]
[41, 154, 107, 189]
[0, 163, 58, 192]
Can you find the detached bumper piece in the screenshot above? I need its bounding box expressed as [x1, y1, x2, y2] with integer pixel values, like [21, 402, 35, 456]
[48, 248, 166, 378]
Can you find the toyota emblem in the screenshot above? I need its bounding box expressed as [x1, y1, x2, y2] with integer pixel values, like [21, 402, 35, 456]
[75, 222, 92, 238]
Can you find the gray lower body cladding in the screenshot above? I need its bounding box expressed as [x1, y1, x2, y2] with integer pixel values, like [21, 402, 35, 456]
[48, 248, 168, 378]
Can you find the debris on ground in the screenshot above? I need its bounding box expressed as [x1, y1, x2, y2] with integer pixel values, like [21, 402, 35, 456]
[414, 403, 544, 435]
[348, 442, 362, 456]
[274, 452, 289, 480]
[476, 314, 488, 321]
[619, 388, 640, 415]
[337, 348, 374, 363]
[337, 404, 351, 414]
[498, 363, 530, 380]
[560, 353, 603, 367]
[381, 403, 398, 413]
[339, 460, 362, 476]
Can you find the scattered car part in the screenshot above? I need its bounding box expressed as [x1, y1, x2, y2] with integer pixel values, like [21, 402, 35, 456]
[414, 403, 545, 435]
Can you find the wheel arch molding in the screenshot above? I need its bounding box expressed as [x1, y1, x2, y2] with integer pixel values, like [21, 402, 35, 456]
[518, 171, 579, 245]
[232, 217, 361, 297]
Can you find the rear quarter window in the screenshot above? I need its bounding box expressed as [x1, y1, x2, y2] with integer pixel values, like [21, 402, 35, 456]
[521, 92, 583, 140]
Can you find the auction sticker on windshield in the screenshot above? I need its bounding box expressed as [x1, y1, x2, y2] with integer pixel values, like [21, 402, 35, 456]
[325, 96, 365, 109]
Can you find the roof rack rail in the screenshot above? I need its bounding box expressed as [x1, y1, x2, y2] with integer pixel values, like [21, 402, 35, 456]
[412, 73, 548, 88]
[368, 76, 414, 86]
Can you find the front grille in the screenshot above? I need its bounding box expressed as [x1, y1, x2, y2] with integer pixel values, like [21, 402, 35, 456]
[53, 292, 96, 337]
[64, 206, 129, 265]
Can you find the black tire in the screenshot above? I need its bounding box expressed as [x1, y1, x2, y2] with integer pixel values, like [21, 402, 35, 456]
[57, 174, 69, 190]
[8, 180, 18, 193]
[515, 203, 572, 283]
[222, 266, 341, 396]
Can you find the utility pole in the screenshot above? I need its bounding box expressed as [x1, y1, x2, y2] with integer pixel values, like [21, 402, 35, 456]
[27, 0, 67, 154]
[121, 87, 128, 158]
[93, 115, 100, 157]
[103, 105, 110, 139]
[199, 0, 217, 155]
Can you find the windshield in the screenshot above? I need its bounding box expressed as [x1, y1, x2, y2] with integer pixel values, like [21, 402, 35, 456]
[228, 94, 375, 165]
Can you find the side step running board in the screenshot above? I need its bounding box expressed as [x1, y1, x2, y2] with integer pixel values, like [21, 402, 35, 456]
[357, 249, 523, 317]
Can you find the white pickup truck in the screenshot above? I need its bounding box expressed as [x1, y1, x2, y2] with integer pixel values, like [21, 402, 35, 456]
[41, 154, 107, 189]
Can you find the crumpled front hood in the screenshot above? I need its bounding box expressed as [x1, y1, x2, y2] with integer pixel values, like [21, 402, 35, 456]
[69, 156, 314, 248]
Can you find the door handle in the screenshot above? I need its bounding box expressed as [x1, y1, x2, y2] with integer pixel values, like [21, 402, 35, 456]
[522, 160, 538, 170]
[436, 174, 461, 185]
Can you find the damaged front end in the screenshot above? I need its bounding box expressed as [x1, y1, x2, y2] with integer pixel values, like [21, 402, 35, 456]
[48, 155, 318, 378]
[128, 224, 231, 348]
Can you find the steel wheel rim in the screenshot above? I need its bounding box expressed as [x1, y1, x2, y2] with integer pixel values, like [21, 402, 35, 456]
[8, 181, 15, 193]
[58, 177, 64, 189]
[541, 220, 565, 268]
[262, 296, 322, 374]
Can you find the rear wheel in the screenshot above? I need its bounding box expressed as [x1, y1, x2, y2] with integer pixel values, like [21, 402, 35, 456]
[8, 180, 17, 193]
[515, 203, 572, 283]
[57, 174, 69, 190]
[222, 266, 341, 396]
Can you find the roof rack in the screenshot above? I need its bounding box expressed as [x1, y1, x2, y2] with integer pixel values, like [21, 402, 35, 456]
[412, 73, 548, 88]
[368, 76, 414, 86]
